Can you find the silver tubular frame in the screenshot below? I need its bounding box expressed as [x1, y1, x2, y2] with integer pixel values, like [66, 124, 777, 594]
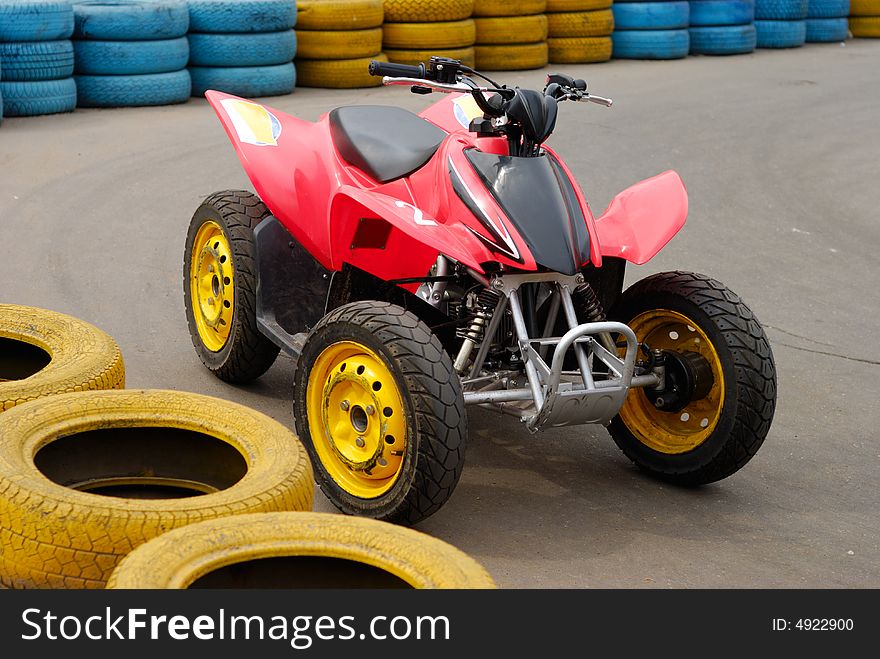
[460, 273, 658, 431]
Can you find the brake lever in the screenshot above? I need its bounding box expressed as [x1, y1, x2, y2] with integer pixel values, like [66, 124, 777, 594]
[557, 89, 613, 107]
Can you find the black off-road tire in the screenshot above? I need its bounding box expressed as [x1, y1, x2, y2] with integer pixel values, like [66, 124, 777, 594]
[294, 302, 467, 526]
[183, 191, 279, 383]
[608, 271, 777, 485]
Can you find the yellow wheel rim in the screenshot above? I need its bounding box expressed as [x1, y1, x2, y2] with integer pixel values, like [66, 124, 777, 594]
[189, 220, 234, 352]
[307, 341, 408, 499]
[619, 309, 725, 454]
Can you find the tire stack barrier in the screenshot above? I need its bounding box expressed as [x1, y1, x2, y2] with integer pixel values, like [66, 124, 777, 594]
[546, 0, 614, 64]
[806, 0, 849, 40]
[382, 0, 476, 68]
[0, 1, 76, 119]
[296, 0, 385, 88]
[187, 0, 297, 98]
[849, 0, 880, 39]
[72, 0, 190, 107]
[473, 0, 550, 70]
[850, 0, 880, 35]
[612, 1, 691, 58]
[754, 0, 808, 46]
[689, 0, 757, 55]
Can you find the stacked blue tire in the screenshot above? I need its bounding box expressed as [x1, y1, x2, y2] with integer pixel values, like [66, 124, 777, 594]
[613, 1, 691, 59]
[0, 1, 77, 119]
[806, 0, 850, 41]
[187, 0, 298, 98]
[755, 0, 808, 46]
[689, 1, 757, 54]
[72, 0, 191, 107]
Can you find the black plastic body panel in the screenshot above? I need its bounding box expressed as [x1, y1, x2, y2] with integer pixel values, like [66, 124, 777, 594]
[254, 216, 332, 356]
[464, 150, 590, 275]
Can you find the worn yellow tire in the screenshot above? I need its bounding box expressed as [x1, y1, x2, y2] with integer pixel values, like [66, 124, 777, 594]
[548, 35, 611, 62]
[850, 16, 880, 37]
[384, 46, 475, 67]
[382, 19, 476, 49]
[0, 304, 124, 413]
[383, 0, 474, 23]
[474, 14, 548, 43]
[0, 389, 313, 589]
[547, 10, 613, 37]
[107, 512, 496, 589]
[296, 28, 382, 59]
[296, 53, 387, 87]
[296, 0, 384, 30]
[547, 0, 611, 11]
[849, 0, 880, 16]
[474, 0, 547, 16]
[475, 41, 548, 69]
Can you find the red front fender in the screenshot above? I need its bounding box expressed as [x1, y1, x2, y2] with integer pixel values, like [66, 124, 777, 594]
[329, 186, 487, 280]
[594, 170, 688, 265]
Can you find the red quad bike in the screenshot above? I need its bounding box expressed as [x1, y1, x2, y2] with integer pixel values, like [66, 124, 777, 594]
[184, 57, 777, 525]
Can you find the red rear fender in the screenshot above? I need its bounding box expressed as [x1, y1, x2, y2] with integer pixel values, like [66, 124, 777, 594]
[206, 91, 333, 265]
[594, 170, 688, 265]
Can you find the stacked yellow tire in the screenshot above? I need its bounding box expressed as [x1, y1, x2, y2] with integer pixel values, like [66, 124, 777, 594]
[0, 304, 124, 412]
[850, 0, 880, 36]
[295, 0, 386, 88]
[474, 0, 549, 70]
[547, 0, 614, 63]
[381, 0, 476, 68]
[108, 513, 497, 589]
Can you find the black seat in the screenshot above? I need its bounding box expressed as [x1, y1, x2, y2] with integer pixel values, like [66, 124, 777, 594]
[329, 105, 447, 183]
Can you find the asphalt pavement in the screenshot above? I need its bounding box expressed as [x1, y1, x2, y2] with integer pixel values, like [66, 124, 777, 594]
[1, 40, 878, 587]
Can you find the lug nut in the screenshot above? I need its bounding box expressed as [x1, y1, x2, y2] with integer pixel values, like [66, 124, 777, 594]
[208, 265, 214, 273]
[340, 400, 350, 411]
[355, 437, 365, 448]
[654, 398, 665, 408]
[365, 405, 375, 416]
[377, 457, 388, 467]
[207, 297, 214, 306]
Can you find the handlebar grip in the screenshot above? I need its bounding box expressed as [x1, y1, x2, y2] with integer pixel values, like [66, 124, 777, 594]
[368, 60, 427, 79]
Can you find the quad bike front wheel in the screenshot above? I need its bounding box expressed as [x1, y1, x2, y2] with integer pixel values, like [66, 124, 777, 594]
[608, 271, 777, 485]
[294, 301, 467, 525]
[183, 190, 279, 383]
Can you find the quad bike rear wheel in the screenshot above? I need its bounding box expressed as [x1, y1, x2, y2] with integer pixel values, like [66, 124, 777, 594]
[184, 190, 280, 383]
[608, 271, 776, 485]
[294, 302, 467, 525]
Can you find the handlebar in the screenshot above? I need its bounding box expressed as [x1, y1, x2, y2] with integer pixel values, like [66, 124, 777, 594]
[368, 60, 426, 80]
[368, 57, 611, 156]
[368, 57, 612, 113]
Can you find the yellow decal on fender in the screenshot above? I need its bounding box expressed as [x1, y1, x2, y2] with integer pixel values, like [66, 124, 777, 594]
[221, 98, 282, 147]
[453, 95, 483, 130]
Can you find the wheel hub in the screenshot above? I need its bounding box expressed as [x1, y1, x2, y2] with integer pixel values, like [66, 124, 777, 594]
[308, 342, 407, 499]
[349, 404, 369, 434]
[645, 350, 715, 412]
[619, 309, 725, 454]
